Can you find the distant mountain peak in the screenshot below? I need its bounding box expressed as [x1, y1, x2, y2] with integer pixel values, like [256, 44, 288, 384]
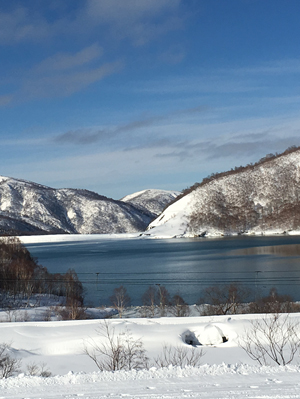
[121, 189, 180, 217]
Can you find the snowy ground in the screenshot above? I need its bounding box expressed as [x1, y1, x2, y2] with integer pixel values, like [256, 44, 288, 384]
[0, 313, 300, 398]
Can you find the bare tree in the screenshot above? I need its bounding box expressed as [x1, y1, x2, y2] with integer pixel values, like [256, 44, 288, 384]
[84, 320, 148, 371]
[248, 287, 300, 314]
[198, 283, 251, 315]
[156, 285, 171, 317]
[140, 285, 171, 317]
[26, 362, 52, 377]
[57, 303, 87, 320]
[0, 343, 21, 379]
[239, 313, 300, 366]
[170, 294, 190, 317]
[110, 286, 131, 318]
[154, 344, 205, 368]
[141, 286, 158, 317]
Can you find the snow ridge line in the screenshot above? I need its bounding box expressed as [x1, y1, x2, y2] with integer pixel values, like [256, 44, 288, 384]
[1, 364, 300, 389]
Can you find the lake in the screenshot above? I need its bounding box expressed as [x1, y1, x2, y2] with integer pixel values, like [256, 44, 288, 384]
[25, 235, 300, 306]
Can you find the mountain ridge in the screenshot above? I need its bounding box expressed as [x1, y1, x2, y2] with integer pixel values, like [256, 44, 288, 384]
[146, 146, 300, 238]
[0, 176, 179, 236]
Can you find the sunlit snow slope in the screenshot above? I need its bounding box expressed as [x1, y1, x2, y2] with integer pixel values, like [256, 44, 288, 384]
[146, 149, 300, 237]
[121, 189, 180, 216]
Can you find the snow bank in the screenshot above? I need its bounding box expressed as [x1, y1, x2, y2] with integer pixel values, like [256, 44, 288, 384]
[19, 233, 139, 244]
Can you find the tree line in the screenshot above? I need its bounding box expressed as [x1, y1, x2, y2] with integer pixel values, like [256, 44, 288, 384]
[0, 236, 83, 311]
[109, 282, 300, 318]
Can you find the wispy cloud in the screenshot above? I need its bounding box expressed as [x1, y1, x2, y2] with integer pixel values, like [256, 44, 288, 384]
[234, 59, 300, 75]
[33, 43, 103, 73]
[152, 130, 300, 163]
[202, 136, 300, 161]
[0, 1, 185, 103]
[83, 0, 183, 46]
[0, 1, 184, 46]
[131, 58, 300, 98]
[53, 105, 209, 145]
[54, 129, 110, 145]
[1, 43, 122, 103]
[0, 6, 51, 44]
[21, 61, 122, 99]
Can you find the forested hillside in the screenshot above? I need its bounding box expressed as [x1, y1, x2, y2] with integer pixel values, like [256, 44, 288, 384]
[146, 146, 300, 237]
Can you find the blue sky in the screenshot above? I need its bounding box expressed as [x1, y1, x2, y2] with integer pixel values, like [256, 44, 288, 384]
[1, 0, 300, 199]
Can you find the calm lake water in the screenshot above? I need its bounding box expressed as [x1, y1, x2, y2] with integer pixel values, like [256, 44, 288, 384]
[25, 235, 300, 306]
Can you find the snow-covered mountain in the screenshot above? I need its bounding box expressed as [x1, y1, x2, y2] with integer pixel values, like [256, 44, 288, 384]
[121, 189, 180, 216]
[0, 176, 177, 235]
[146, 148, 300, 238]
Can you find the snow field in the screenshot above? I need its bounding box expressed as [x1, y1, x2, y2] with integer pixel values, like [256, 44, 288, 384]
[1, 313, 300, 397]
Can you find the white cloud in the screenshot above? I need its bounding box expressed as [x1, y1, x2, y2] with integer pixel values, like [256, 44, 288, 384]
[21, 61, 122, 99]
[85, 0, 180, 23]
[0, 6, 52, 44]
[82, 0, 183, 46]
[33, 44, 103, 73]
[0, 1, 183, 46]
[234, 59, 300, 75]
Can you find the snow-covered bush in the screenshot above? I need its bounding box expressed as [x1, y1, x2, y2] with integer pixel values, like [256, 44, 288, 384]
[0, 343, 21, 379]
[84, 320, 149, 371]
[154, 344, 205, 368]
[239, 313, 300, 366]
[26, 362, 51, 377]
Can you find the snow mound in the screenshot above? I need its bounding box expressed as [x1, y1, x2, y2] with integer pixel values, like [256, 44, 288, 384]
[198, 324, 228, 345]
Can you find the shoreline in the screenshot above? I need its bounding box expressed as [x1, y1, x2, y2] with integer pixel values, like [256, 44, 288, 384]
[15, 230, 300, 244]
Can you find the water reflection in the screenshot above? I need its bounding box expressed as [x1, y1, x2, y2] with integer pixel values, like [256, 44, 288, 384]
[231, 244, 300, 257]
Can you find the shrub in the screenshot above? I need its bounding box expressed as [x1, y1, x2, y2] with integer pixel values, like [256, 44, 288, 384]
[84, 320, 149, 371]
[239, 313, 300, 366]
[0, 343, 21, 378]
[198, 283, 251, 315]
[248, 287, 300, 314]
[26, 362, 52, 377]
[154, 344, 205, 368]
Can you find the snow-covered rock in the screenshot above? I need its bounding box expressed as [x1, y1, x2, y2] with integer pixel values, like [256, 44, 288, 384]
[146, 148, 300, 238]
